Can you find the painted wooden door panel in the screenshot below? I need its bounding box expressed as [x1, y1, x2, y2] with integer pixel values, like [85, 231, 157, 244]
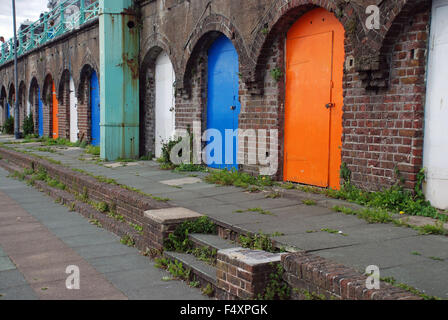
[69, 76, 78, 143]
[207, 35, 240, 170]
[423, 0, 448, 209]
[155, 52, 176, 159]
[90, 71, 100, 147]
[285, 31, 332, 187]
[38, 88, 44, 137]
[284, 8, 344, 189]
[52, 82, 59, 139]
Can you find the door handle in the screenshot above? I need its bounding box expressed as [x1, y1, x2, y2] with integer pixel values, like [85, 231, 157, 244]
[325, 103, 334, 109]
[230, 106, 236, 111]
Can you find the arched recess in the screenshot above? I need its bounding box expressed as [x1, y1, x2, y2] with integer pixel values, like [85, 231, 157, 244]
[377, 0, 431, 88]
[206, 34, 241, 170]
[0, 86, 7, 126]
[58, 70, 78, 141]
[78, 64, 100, 145]
[18, 81, 27, 131]
[180, 14, 250, 95]
[43, 74, 59, 138]
[29, 78, 43, 136]
[139, 46, 176, 158]
[8, 83, 15, 121]
[283, 7, 345, 190]
[249, 1, 354, 88]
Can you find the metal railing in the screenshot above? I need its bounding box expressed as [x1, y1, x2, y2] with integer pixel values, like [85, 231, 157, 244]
[0, 0, 99, 66]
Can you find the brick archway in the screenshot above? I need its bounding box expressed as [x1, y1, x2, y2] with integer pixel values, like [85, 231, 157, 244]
[180, 14, 251, 94]
[42, 74, 55, 138]
[78, 64, 98, 143]
[28, 78, 40, 135]
[18, 81, 27, 131]
[0, 86, 6, 126]
[57, 70, 72, 140]
[139, 44, 173, 158]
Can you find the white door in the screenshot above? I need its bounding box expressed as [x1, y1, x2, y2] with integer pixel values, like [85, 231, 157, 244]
[423, 0, 448, 210]
[69, 76, 78, 142]
[155, 51, 176, 158]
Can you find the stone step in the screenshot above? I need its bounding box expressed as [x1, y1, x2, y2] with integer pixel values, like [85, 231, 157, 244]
[189, 233, 238, 251]
[164, 251, 217, 287]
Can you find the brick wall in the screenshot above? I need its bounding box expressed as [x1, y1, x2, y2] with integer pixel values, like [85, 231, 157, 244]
[175, 55, 207, 134]
[282, 252, 422, 300]
[342, 7, 429, 191]
[238, 36, 284, 178]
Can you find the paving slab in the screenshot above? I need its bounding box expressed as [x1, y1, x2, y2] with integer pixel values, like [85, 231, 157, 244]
[29, 274, 127, 300]
[174, 196, 228, 210]
[219, 247, 286, 266]
[0, 269, 29, 290]
[0, 284, 38, 300]
[144, 207, 203, 224]
[0, 256, 16, 272]
[315, 238, 429, 271]
[18, 259, 101, 286]
[235, 211, 366, 236]
[50, 223, 113, 238]
[381, 260, 448, 298]
[152, 190, 204, 202]
[75, 242, 137, 260]
[211, 190, 270, 203]
[126, 282, 209, 300]
[236, 197, 301, 210]
[59, 233, 120, 248]
[159, 177, 202, 186]
[104, 267, 207, 300]
[88, 253, 156, 274]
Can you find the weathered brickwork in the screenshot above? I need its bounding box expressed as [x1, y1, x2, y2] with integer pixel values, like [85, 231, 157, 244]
[342, 4, 429, 190]
[282, 252, 422, 300]
[0, 20, 99, 140]
[58, 71, 71, 140]
[216, 248, 285, 300]
[0, 0, 433, 193]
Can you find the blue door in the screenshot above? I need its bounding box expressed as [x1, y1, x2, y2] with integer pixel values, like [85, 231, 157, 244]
[90, 71, 100, 146]
[206, 35, 240, 170]
[6, 103, 10, 119]
[38, 88, 44, 137]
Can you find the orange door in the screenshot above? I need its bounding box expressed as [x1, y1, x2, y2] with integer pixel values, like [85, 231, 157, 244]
[284, 8, 344, 189]
[52, 82, 59, 139]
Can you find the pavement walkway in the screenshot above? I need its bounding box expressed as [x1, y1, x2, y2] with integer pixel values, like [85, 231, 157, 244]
[0, 165, 207, 300]
[1, 137, 448, 299]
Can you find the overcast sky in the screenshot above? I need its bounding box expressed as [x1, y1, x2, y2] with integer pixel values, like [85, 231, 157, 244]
[0, 0, 48, 40]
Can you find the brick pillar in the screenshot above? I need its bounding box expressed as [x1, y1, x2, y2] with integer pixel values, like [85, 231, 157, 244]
[143, 207, 203, 251]
[216, 247, 286, 299]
